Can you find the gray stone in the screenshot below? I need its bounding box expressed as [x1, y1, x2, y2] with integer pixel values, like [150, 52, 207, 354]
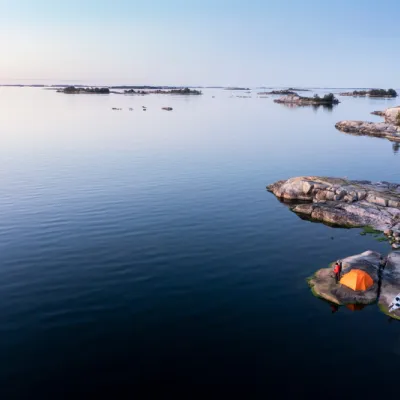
[325, 191, 335, 201]
[309, 250, 400, 320]
[335, 106, 400, 143]
[267, 176, 400, 232]
[379, 252, 400, 319]
[357, 191, 367, 201]
[336, 189, 346, 196]
[309, 251, 380, 305]
[373, 197, 389, 207]
[315, 191, 327, 201]
[389, 200, 400, 208]
[302, 181, 314, 195]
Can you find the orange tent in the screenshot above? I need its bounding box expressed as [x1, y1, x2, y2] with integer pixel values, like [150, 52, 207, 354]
[345, 304, 366, 311]
[340, 269, 373, 291]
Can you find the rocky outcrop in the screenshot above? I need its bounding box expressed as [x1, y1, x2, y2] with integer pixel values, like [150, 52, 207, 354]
[336, 106, 400, 142]
[267, 176, 400, 238]
[382, 106, 400, 125]
[371, 110, 385, 117]
[379, 251, 400, 319]
[309, 250, 400, 320]
[335, 121, 400, 141]
[309, 251, 381, 305]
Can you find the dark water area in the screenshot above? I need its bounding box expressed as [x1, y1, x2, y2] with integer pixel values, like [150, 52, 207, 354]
[0, 88, 399, 397]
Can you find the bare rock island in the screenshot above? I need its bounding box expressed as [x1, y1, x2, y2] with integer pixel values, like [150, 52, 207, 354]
[267, 176, 400, 237]
[335, 105, 400, 142]
[308, 250, 400, 320]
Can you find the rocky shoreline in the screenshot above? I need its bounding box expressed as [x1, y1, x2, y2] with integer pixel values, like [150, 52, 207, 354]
[267, 176, 400, 242]
[335, 106, 400, 142]
[308, 250, 400, 320]
[268, 175, 400, 319]
[335, 121, 400, 141]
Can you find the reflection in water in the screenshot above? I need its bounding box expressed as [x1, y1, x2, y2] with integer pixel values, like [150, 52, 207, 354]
[393, 142, 399, 154]
[277, 102, 335, 112]
[0, 87, 399, 394]
[328, 302, 366, 314]
[345, 304, 366, 312]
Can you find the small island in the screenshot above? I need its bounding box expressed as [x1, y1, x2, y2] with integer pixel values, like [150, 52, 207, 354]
[287, 87, 310, 92]
[335, 106, 400, 142]
[258, 90, 297, 95]
[224, 87, 250, 91]
[124, 87, 202, 95]
[58, 86, 110, 94]
[111, 85, 179, 90]
[274, 93, 339, 106]
[339, 88, 397, 98]
[258, 88, 310, 95]
[124, 89, 149, 95]
[308, 250, 400, 320]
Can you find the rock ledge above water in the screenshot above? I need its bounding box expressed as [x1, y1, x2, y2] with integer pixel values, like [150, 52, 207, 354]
[267, 176, 400, 237]
[308, 250, 400, 320]
[335, 106, 400, 142]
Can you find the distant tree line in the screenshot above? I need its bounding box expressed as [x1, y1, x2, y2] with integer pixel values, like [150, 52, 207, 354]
[63, 86, 110, 94]
[311, 93, 339, 104]
[351, 89, 397, 97]
[124, 89, 149, 94]
[124, 87, 202, 95]
[169, 88, 202, 95]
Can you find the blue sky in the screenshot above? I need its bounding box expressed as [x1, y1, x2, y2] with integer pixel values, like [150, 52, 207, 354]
[1, 0, 399, 86]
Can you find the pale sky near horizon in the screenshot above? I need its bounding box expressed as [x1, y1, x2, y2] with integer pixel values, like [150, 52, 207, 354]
[1, 0, 399, 87]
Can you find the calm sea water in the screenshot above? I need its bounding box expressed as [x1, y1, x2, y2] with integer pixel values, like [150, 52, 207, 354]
[0, 87, 399, 397]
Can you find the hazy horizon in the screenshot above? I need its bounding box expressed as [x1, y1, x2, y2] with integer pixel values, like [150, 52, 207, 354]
[1, 81, 400, 90]
[1, 0, 399, 87]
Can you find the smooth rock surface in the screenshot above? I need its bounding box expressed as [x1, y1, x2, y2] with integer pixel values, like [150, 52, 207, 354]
[308, 250, 380, 305]
[335, 121, 400, 141]
[336, 106, 400, 142]
[267, 176, 400, 234]
[382, 106, 400, 125]
[379, 252, 400, 319]
[309, 250, 400, 320]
